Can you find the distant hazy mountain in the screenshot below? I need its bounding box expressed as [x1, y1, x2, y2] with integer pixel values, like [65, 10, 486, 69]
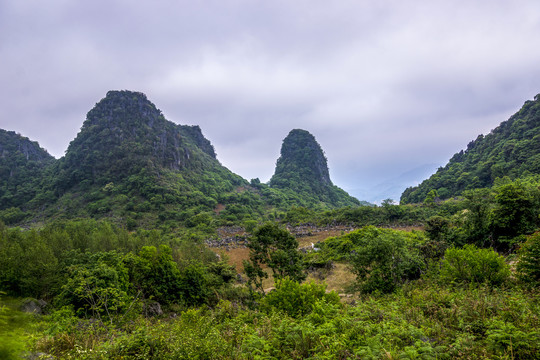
[401, 94, 540, 204]
[346, 164, 440, 204]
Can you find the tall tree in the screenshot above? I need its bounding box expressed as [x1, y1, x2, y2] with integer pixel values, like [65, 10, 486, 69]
[243, 222, 306, 293]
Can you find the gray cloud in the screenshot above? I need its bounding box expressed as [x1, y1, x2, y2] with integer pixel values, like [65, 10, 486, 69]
[2, 0, 540, 202]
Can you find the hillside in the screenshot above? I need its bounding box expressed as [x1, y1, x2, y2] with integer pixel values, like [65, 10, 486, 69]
[29, 90, 269, 228]
[401, 94, 540, 204]
[269, 129, 361, 208]
[0, 130, 54, 222]
[0, 91, 366, 228]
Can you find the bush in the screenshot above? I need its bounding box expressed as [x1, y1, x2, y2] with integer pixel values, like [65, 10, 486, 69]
[123, 245, 183, 305]
[0, 207, 27, 225]
[439, 245, 510, 286]
[516, 232, 540, 286]
[178, 262, 211, 307]
[349, 227, 425, 294]
[56, 252, 133, 319]
[261, 278, 341, 318]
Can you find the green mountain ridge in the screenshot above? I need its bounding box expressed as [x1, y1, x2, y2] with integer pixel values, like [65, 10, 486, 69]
[0, 91, 361, 227]
[401, 94, 540, 204]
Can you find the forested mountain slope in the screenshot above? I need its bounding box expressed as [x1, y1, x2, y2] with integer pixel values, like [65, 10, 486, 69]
[269, 129, 361, 208]
[55, 90, 218, 191]
[401, 94, 540, 204]
[0, 130, 54, 213]
[29, 90, 262, 226]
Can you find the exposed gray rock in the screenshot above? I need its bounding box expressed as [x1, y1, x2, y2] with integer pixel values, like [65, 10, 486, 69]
[144, 301, 163, 317]
[20, 298, 48, 315]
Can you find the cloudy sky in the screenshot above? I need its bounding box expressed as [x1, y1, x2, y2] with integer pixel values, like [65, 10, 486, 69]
[2, 0, 540, 202]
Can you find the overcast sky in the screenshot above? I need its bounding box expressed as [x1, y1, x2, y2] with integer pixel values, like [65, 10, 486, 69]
[2, 0, 540, 202]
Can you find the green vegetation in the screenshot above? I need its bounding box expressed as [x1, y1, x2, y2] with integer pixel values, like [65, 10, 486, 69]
[1, 91, 540, 358]
[0, 185, 539, 358]
[0, 129, 54, 220]
[243, 222, 306, 293]
[260, 278, 341, 318]
[0, 220, 238, 310]
[516, 232, 540, 286]
[439, 245, 510, 286]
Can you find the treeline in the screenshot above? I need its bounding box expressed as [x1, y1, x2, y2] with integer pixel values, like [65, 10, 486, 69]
[285, 177, 540, 248]
[0, 219, 241, 315]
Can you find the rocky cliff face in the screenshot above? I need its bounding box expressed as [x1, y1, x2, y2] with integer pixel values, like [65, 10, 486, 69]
[270, 129, 331, 188]
[58, 90, 218, 187]
[0, 130, 53, 164]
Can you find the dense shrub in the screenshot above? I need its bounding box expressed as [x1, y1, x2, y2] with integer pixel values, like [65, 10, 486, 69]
[261, 278, 341, 318]
[516, 232, 540, 286]
[124, 245, 183, 305]
[348, 227, 425, 293]
[439, 245, 510, 286]
[56, 251, 133, 319]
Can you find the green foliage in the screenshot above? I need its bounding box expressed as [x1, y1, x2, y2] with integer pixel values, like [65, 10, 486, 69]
[491, 179, 539, 243]
[423, 189, 439, 205]
[348, 227, 425, 293]
[0, 129, 54, 211]
[516, 232, 540, 286]
[0, 219, 240, 323]
[0, 207, 27, 225]
[486, 319, 540, 359]
[56, 251, 133, 319]
[311, 200, 460, 230]
[461, 188, 493, 246]
[261, 278, 341, 318]
[124, 245, 182, 305]
[0, 226, 59, 298]
[431, 179, 540, 250]
[424, 215, 451, 243]
[439, 245, 510, 286]
[178, 262, 211, 307]
[28, 284, 540, 360]
[244, 222, 306, 292]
